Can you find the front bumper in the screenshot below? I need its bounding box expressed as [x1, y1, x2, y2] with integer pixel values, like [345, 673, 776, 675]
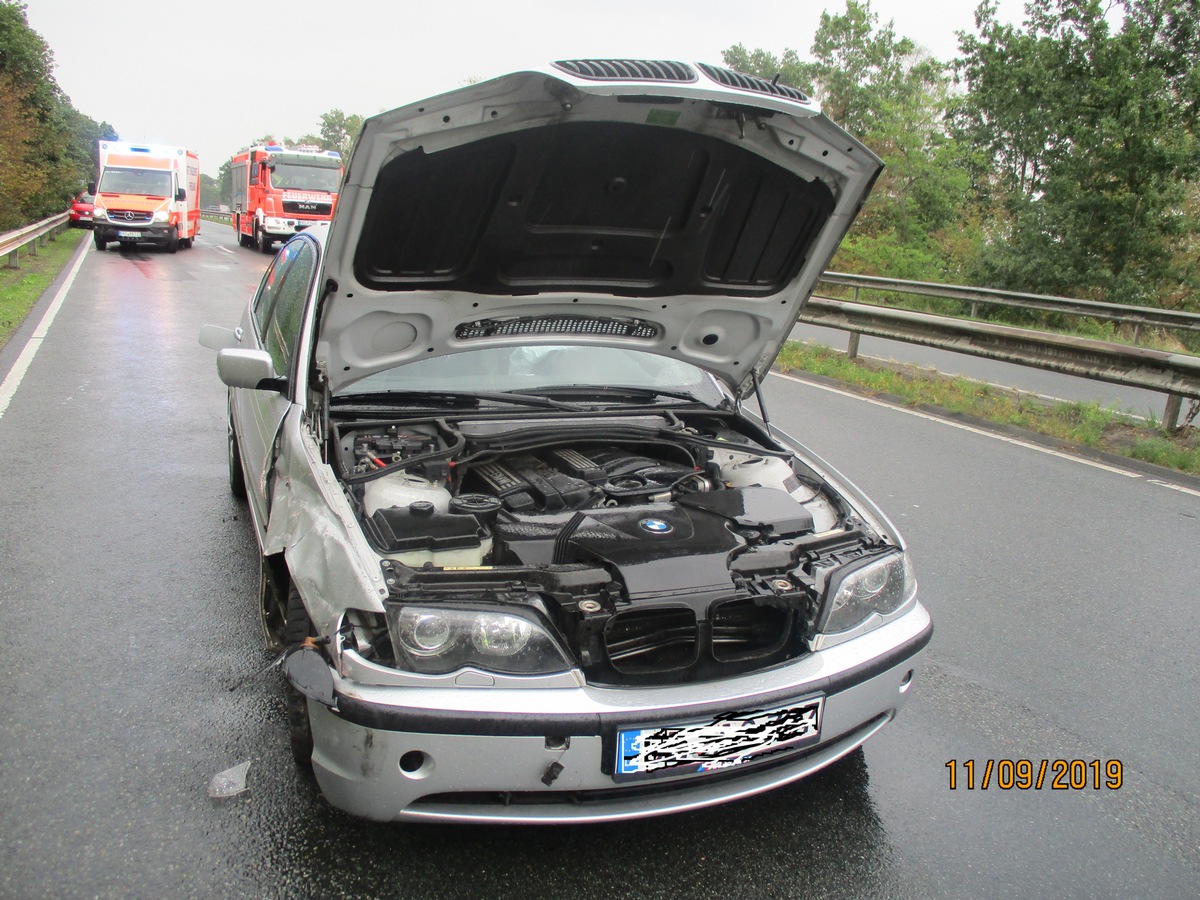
[308, 601, 932, 823]
[95, 222, 175, 244]
[262, 217, 323, 239]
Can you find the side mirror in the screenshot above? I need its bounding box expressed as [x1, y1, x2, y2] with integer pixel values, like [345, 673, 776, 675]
[216, 348, 286, 392]
[88, 181, 96, 194]
[176, 188, 186, 201]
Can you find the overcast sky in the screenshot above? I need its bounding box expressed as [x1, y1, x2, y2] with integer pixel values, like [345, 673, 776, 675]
[25, 0, 1026, 177]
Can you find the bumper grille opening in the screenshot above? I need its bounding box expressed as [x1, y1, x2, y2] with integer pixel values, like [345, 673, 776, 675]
[588, 598, 805, 684]
[711, 599, 792, 662]
[697, 63, 812, 105]
[553, 59, 696, 82]
[604, 608, 697, 674]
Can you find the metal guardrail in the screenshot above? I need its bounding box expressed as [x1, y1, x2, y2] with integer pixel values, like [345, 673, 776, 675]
[798, 296, 1200, 430]
[0, 213, 71, 268]
[819, 271, 1200, 337]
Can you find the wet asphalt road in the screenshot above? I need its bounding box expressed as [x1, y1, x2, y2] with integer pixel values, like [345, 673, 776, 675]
[0, 224, 1198, 898]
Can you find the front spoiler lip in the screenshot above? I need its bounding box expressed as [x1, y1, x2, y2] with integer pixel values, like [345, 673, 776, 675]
[331, 618, 932, 737]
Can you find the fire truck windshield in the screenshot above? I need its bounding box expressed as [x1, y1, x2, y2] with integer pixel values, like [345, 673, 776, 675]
[267, 161, 341, 193]
[98, 167, 173, 197]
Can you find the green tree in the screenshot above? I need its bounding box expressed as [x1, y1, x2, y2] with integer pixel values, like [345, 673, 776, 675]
[724, 1, 973, 281]
[1, 1, 117, 228]
[954, 0, 1200, 307]
[317, 109, 363, 160]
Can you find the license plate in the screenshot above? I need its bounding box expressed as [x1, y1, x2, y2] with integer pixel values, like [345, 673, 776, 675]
[117, 230, 142, 238]
[615, 696, 824, 779]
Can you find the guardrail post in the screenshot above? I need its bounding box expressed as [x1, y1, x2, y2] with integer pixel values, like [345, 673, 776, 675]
[847, 332, 861, 360]
[1162, 394, 1182, 433]
[6, 248, 18, 269]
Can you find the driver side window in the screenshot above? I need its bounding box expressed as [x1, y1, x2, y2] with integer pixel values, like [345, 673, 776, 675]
[262, 241, 316, 376]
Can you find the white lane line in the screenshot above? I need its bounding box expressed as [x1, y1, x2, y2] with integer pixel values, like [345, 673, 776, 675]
[213, 245, 234, 255]
[1148, 480, 1200, 498]
[770, 370, 1142, 478]
[0, 241, 89, 422]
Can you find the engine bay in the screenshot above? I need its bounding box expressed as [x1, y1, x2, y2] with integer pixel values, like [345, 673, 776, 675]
[333, 411, 860, 575]
[323, 409, 895, 684]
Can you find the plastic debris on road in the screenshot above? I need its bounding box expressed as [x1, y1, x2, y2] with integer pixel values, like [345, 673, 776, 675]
[207, 761, 251, 799]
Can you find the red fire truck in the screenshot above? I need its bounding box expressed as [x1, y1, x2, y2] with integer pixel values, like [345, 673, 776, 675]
[230, 144, 343, 253]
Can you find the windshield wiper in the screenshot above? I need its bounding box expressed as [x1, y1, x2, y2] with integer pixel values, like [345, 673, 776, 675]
[514, 385, 709, 406]
[331, 390, 585, 411]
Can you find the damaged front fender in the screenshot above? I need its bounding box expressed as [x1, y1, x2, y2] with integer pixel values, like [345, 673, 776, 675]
[263, 409, 389, 633]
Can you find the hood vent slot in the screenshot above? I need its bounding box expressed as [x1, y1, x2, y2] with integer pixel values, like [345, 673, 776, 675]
[456, 316, 658, 341]
[553, 59, 696, 82]
[697, 64, 811, 105]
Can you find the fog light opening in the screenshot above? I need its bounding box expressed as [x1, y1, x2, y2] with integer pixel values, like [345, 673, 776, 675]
[399, 750, 434, 780]
[898, 669, 914, 694]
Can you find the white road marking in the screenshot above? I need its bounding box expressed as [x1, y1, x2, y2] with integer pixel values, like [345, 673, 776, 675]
[213, 245, 234, 255]
[770, 370, 1145, 479]
[1148, 479, 1200, 498]
[0, 241, 89, 422]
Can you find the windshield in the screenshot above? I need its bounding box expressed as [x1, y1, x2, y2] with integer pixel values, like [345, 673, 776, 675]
[98, 167, 173, 197]
[339, 346, 726, 405]
[268, 160, 341, 192]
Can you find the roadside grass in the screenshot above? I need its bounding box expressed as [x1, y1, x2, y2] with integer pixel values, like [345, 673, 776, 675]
[773, 341, 1200, 475]
[0, 229, 87, 352]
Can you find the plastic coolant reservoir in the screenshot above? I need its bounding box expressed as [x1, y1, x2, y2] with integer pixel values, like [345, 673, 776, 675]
[720, 453, 800, 492]
[363, 472, 452, 517]
[390, 539, 493, 569]
[717, 450, 838, 532]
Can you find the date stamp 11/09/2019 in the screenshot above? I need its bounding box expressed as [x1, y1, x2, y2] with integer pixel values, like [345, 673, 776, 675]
[946, 759, 1123, 790]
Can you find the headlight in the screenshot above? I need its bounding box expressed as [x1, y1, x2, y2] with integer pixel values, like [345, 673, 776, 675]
[821, 552, 916, 635]
[92, 207, 107, 220]
[385, 604, 572, 675]
[153, 210, 169, 223]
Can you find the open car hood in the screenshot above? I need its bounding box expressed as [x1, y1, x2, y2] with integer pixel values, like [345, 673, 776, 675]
[317, 60, 882, 398]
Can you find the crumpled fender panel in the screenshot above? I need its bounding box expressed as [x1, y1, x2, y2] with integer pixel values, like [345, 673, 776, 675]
[263, 409, 388, 631]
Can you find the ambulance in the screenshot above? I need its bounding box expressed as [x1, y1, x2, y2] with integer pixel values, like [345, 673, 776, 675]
[230, 144, 342, 253]
[91, 142, 200, 253]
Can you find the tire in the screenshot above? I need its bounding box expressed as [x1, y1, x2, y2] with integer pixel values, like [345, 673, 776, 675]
[228, 404, 247, 500]
[258, 226, 274, 255]
[285, 585, 315, 766]
[258, 556, 286, 650]
[93, 232, 107, 251]
[180, 237, 192, 249]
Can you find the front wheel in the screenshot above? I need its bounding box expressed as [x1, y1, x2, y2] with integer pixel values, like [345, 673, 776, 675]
[285, 586, 315, 766]
[258, 227, 274, 255]
[228, 405, 247, 500]
[93, 232, 107, 251]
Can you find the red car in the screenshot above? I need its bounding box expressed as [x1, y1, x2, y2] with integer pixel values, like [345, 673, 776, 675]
[68, 191, 94, 228]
